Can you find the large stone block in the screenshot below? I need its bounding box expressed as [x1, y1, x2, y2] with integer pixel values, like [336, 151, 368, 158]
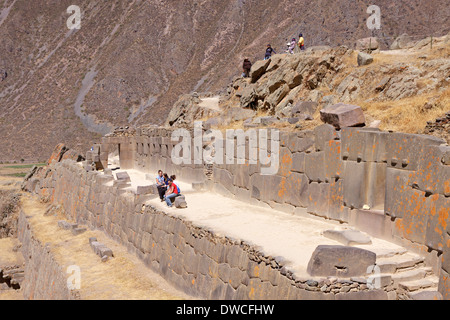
[439, 269, 450, 301]
[414, 145, 450, 196]
[385, 133, 444, 172]
[213, 167, 235, 194]
[384, 167, 414, 218]
[328, 179, 349, 222]
[306, 182, 330, 217]
[320, 103, 365, 130]
[441, 234, 450, 275]
[291, 152, 306, 173]
[283, 172, 309, 207]
[278, 147, 293, 177]
[392, 188, 431, 244]
[425, 195, 450, 253]
[341, 128, 387, 163]
[305, 152, 326, 182]
[314, 124, 338, 152]
[349, 209, 393, 241]
[250, 59, 271, 83]
[324, 140, 344, 179]
[307, 245, 376, 277]
[343, 161, 386, 211]
[343, 161, 365, 209]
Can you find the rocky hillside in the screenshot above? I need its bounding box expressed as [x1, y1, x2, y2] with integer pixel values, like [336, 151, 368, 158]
[166, 35, 450, 143]
[0, 0, 449, 160]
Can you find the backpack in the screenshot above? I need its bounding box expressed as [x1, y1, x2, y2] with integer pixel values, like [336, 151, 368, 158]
[175, 183, 181, 194]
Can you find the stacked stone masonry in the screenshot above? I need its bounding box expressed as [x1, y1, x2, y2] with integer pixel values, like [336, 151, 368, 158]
[22, 124, 450, 299]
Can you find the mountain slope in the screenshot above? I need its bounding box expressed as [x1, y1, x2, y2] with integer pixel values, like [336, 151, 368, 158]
[0, 0, 449, 160]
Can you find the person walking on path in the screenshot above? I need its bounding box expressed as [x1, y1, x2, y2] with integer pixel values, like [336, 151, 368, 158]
[298, 33, 305, 51]
[289, 38, 296, 54]
[242, 59, 252, 78]
[264, 44, 276, 60]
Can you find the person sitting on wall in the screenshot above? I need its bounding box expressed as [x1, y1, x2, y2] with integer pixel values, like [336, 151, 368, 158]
[163, 173, 169, 186]
[156, 170, 167, 202]
[170, 175, 181, 195]
[164, 178, 179, 207]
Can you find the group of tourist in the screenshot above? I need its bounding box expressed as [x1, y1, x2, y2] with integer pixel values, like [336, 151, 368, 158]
[241, 33, 305, 78]
[155, 170, 181, 207]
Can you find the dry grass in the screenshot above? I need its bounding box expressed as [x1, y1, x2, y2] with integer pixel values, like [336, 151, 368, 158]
[356, 87, 450, 133]
[20, 193, 193, 300]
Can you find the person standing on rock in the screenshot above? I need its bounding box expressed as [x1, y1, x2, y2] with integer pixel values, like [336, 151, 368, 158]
[298, 34, 305, 51]
[156, 170, 167, 202]
[242, 59, 252, 78]
[264, 44, 276, 60]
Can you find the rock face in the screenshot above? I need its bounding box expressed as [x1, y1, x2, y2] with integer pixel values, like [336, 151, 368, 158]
[0, 0, 449, 160]
[165, 94, 219, 128]
[357, 52, 374, 66]
[423, 112, 450, 145]
[390, 34, 413, 50]
[320, 103, 366, 129]
[307, 245, 376, 277]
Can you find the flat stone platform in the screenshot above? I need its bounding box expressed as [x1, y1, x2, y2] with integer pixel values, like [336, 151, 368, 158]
[114, 169, 406, 278]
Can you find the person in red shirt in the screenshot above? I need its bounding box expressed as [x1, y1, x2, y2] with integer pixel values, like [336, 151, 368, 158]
[164, 179, 179, 207]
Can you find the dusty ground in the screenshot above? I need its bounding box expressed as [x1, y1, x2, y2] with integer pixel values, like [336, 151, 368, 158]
[0, 167, 194, 300]
[0, 238, 24, 301]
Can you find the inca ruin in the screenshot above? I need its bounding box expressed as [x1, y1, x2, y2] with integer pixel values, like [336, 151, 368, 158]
[0, 0, 449, 303]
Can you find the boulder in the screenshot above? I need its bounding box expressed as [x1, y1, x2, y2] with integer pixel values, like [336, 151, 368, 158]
[390, 34, 413, 50]
[320, 103, 366, 130]
[239, 85, 257, 109]
[250, 59, 271, 83]
[47, 143, 68, 165]
[357, 52, 374, 66]
[174, 196, 187, 208]
[355, 37, 379, 51]
[91, 241, 114, 258]
[291, 101, 319, 117]
[307, 245, 376, 277]
[226, 107, 256, 122]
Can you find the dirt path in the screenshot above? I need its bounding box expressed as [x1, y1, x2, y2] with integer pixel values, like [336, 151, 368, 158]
[199, 96, 221, 111]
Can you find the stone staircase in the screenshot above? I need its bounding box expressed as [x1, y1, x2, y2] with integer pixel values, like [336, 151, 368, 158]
[369, 247, 441, 300]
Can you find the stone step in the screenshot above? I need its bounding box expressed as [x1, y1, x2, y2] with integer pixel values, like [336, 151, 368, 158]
[376, 254, 424, 273]
[407, 289, 443, 300]
[372, 247, 408, 259]
[399, 276, 439, 292]
[392, 268, 427, 284]
[323, 229, 372, 246]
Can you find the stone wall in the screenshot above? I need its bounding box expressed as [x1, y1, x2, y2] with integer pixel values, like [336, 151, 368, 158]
[23, 161, 401, 300]
[17, 209, 79, 300]
[99, 125, 450, 299]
